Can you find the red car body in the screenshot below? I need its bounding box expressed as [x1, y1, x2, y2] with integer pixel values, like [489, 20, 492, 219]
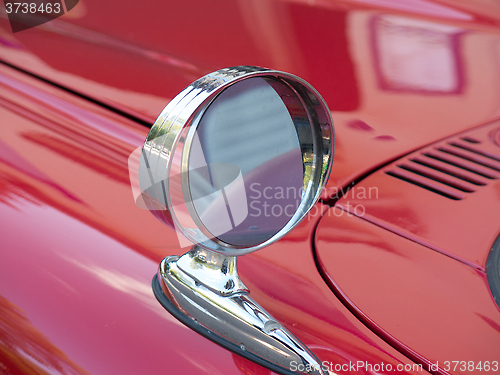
[0, 0, 499, 374]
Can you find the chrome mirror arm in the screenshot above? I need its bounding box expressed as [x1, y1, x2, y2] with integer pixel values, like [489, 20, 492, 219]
[175, 246, 249, 296]
[153, 246, 325, 375]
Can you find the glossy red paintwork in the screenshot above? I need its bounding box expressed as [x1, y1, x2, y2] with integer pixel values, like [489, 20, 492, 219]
[315, 212, 500, 374]
[314, 120, 500, 374]
[0, 64, 427, 374]
[1, 0, 500, 196]
[329, 121, 500, 271]
[1, 0, 500, 374]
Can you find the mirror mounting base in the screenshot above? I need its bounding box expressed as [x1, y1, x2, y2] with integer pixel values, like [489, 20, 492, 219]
[153, 246, 325, 375]
[176, 246, 249, 297]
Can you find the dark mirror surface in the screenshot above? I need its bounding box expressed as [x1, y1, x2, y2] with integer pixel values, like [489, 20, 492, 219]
[188, 77, 303, 247]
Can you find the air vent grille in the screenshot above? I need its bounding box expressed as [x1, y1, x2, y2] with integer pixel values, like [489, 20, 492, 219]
[386, 135, 500, 200]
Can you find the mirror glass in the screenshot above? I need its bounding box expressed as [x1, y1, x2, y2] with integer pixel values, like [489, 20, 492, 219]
[188, 77, 304, 247]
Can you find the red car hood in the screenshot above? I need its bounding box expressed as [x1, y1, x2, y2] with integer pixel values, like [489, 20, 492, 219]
[1, 1, 500, 374]
[1, 0, 500, 193]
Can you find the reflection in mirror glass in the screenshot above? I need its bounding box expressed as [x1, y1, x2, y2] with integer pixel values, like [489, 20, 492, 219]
[188, 77, 303, 246]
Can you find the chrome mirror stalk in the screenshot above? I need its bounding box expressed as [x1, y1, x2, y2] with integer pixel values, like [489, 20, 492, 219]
[175, 246, 249, 296]
[153, 246, 325, 375]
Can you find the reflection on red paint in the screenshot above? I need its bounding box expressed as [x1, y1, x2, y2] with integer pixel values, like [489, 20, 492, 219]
[21, 132, 130, 185]
[347, 120, 374, 132]
[0, 295, 89, 375]
[373, 135, 396, 141]
[491, 127, 500, 148]
[232, 353, 273, 375]
[350, 0, 473, 21]
[371, 15, 464, 94]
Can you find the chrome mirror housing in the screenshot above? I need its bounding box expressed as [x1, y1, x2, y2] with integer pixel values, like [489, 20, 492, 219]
[137, 66, 334, 375]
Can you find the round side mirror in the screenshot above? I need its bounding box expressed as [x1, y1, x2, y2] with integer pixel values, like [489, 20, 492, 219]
[139, 66, 334, 255]
[138, 66, 334, 375]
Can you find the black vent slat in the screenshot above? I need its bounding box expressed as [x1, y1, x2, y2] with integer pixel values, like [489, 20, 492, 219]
[450, 140, 500, 162]
[424, 151, 499, 179]
[397, 164, 476, 192]
[440, 145, 500, 172]
[385, 170, 464, 200]
[460, 136, 481, 144]
[410, 157, 487, 186]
